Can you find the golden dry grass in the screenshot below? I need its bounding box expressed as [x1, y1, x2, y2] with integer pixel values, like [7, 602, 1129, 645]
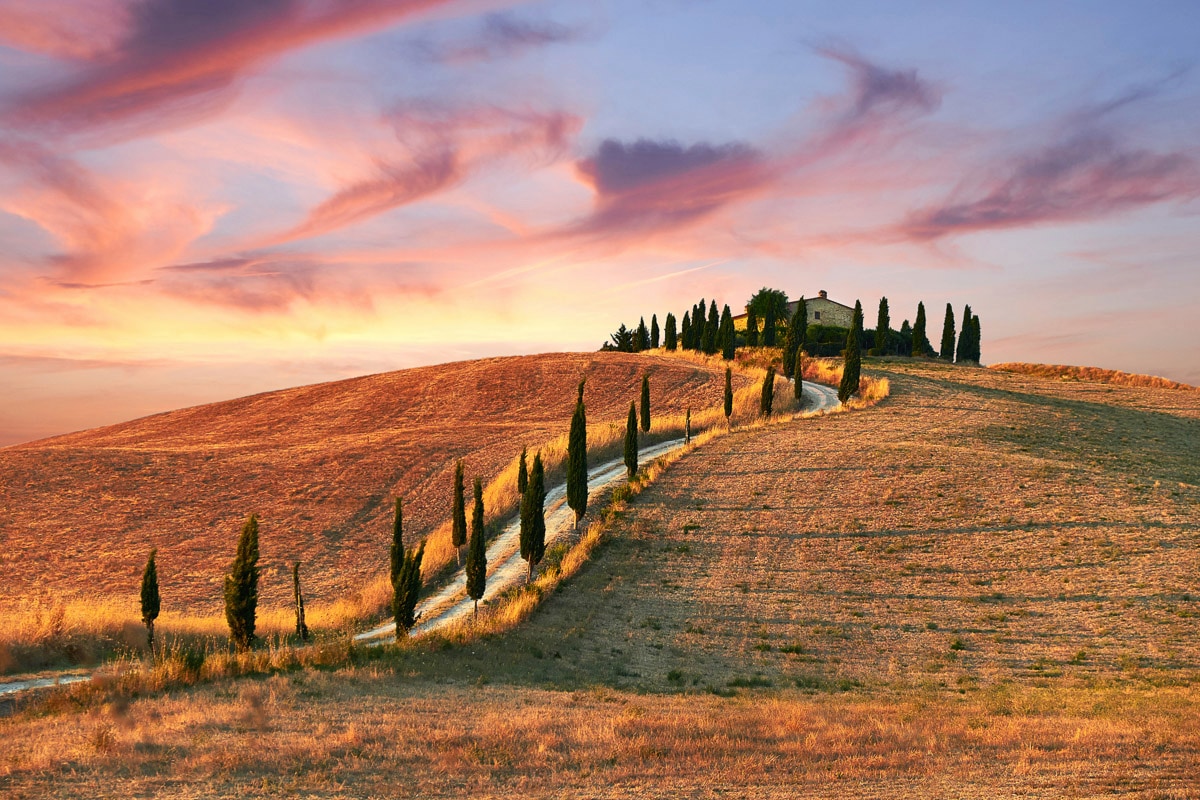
[990, 361, 1197, 391]
[2, 357, 1197, 797]
[0, 352, 751, 671]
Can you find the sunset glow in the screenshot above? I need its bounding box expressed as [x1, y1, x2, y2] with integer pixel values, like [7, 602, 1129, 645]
[2, 0, 1198, 444]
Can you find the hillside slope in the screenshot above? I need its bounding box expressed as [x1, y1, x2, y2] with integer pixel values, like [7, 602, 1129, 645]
[0, 352, 745, 615]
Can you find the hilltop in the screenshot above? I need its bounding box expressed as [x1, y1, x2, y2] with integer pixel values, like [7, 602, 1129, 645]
[0, 352, 747, 618]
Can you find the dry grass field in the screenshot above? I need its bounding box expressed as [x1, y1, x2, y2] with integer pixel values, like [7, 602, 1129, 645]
[2, 357, 1199, 797]
[0, 353, 750, 669]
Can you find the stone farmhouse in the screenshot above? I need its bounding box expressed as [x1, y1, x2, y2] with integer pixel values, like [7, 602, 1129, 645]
[735, 290, 854, 329]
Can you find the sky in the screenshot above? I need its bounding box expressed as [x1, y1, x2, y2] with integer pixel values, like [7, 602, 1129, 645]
[1, 0, 1198, 445]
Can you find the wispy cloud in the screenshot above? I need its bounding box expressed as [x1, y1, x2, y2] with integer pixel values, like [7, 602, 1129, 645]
[405, 11, 584, 64]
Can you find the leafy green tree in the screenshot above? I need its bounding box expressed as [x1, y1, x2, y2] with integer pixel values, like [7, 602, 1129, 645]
[782, 300, 805, 378]
[451, 459, 466, 565]
[875, 297, 890, 354]
[680, 311, 690, 351]
[140, 548, 160, 650]
[956, 304, 974, 363]
[760, 366, 775, 417]
[466, 476, 487, 614]
[724, 367, 733, 420]
[224, 514, 260, 651]
[793, 348, 804, 402]
[703, 300, 719, 354]
[517, 446, 528, 499]
[939, 303, 956, 360]
[745, 308, 759, 347]
[664, 312, 678, 350]
[520, 452, 547, 583]
[393, 539, 424, 635]
[292, 561, 308, 642]
[747, 287, 789, 323]
[650, 314, 660, 349]
[635, 317, 649, 352]
[624, 402, 638, 478]
[839, 304, 863, 403]
[719, 305, 735, 360]
[567, 379, 588, 527]
[912, 301, 932, 357]
[608, 324, 633, 352]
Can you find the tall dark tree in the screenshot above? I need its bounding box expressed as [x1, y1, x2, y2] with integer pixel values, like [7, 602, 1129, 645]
[684, 408, 691, 443]
[956, 304, 974, 363]
[680, 311, 691, 351]
[140, 548, 160, 650]
[852, 300, 864, 352]
[517, 446, 528, 500]
[723, 367, 733, 420]
[292, 561, 308, 642]
[393, 539, 425, 635]
[520, 452, 546, 583]
[224, 514, 260, 651]
[760, 367, 776, 417]
[635, 317, 650, 352]
[451, 459, 466, 565]
[839, 303, 863, 403]
[793, 348, 804, 402]
[746, 287, 789, 323]
[640, 373, 651, 432]
[763, 304, 777, 347]
[875, 297, 891, 354]
[389, 498, 405, 586]
[898, 319, 912, 357]
[664, 312, 678, 350]
[703, 300, 719, 355]
[936, 303, 954, 360]
[745, 308, 759, 347]
[719, 305, 736, 360]
[466, 476, 487, 614]
[567, 379, 588, 527]
[650, 314, 660, 349]
[911, 301, 931, 357]
[782, 300, 805, 378]
[608, 324, 633, 352]
[624, 402, 638, 478]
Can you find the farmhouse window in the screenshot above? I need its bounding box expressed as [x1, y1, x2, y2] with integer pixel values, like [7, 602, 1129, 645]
[814, 311, 821, 320]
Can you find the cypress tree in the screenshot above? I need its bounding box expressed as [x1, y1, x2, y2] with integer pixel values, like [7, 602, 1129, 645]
[969, 315, 981, 363]
[703, 300, 719, 355]
[875, 297, 890, 354]
[517, 446, 528, 500]
[719, 305, 736, 360]
[839, 304, 863, 403]
[640, 374, 651, 432]
[940, 303, 956, 360]
[393, 539, 424, 635]
[140, 548, 160, 651]
[466, 476, 486, 614]
[760, 366, 775, 417]
[635, 317, 649, 352]
[389, 498, 404, 586]
[650, 314, 660, 349]
[684, 408, 691, 443]
[680, 311, 691, 351]
[292, 561, 308, 641]
[624, 402, 638, 478]
[763, 304, 777, 347]
[520, 452, 547, 583]
[224, 514, 260, 651]
[956, 304, 973, 363]
[793, 348, 804, 402]
[723, 367, 733, 420]
[912, 301, 931, 357]
[664, 313, 678, 350]
[852, 300, 864, 353]
[746, 308, 759, 347]
[567, 379, 588, 527]
[898, 319, 912, 356]
[451, 459, 466, 565]
[782, 301, 804, 378]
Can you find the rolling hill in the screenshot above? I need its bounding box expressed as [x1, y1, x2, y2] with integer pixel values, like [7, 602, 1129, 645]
[0, 352, 748, 617]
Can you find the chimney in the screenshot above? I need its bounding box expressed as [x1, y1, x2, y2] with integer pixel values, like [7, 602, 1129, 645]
[818, 289, 827, 299]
